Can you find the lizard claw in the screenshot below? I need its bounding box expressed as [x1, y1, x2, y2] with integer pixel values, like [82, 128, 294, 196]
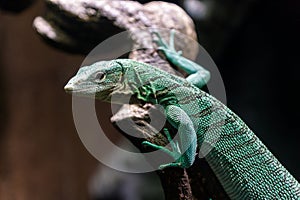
[152, 29, 182, 58]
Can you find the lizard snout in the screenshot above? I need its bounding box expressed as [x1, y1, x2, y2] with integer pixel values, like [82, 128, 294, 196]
[64, 82, 74, 92]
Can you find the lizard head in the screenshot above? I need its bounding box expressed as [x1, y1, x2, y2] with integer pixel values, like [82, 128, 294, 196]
[64, 60, 128, 102]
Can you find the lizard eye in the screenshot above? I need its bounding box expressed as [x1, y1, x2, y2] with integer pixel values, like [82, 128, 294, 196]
[95, 72, 106, 81]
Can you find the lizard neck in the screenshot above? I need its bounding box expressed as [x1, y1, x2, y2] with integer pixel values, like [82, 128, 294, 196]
[124, 64, 166, 105]
[120, 60, 189, 107]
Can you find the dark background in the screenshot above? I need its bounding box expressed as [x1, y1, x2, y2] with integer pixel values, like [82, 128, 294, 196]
[0, 0, 299, 199]
[213, 0, 300, 179]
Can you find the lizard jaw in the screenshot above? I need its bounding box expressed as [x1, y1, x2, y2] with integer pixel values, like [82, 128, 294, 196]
[64, 83, 97, 96]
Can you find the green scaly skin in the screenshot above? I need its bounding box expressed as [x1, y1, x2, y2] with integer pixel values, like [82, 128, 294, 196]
[64, 31, 300, 199]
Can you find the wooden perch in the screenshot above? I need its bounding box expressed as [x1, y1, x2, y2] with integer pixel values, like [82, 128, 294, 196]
[33, 0, 229, 199]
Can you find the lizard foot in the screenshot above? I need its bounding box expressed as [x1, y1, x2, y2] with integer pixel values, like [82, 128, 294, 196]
[142, 128, 183, 169]
[151, 29, 182, 56]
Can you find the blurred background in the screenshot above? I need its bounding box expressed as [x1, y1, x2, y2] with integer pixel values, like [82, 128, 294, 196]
[0, 0, 299, 199]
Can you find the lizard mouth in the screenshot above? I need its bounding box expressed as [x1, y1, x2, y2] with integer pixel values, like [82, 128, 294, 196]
[64, 86, 97, 96]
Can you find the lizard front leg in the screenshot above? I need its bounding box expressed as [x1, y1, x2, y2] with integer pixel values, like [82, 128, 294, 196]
[143, 105, 197, 169]
[152, 29, 211, 89]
